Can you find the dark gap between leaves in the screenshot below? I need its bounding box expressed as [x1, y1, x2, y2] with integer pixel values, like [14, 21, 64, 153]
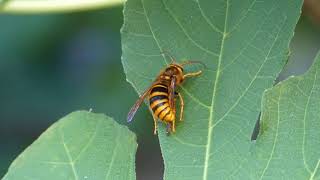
[136, 134, 164, 180]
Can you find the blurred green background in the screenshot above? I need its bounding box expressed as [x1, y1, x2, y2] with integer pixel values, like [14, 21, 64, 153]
[0, 6, 163, 180]
[0, 2, 319, 180]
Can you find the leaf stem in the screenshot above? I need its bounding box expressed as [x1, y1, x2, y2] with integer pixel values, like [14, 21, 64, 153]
[0, 0, 124, 14]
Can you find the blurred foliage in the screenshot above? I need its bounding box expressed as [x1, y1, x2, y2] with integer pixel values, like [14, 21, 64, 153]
[0, 7, 162, 179]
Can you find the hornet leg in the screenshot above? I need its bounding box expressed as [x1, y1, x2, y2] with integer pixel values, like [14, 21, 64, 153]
[177, 92, 184, 121]
[183, 70, 202, 79]
[172, 120, 176, 133]
[152, 114, 158, 135]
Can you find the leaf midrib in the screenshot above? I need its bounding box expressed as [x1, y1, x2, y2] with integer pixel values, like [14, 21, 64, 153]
[202, 0, 229, 179]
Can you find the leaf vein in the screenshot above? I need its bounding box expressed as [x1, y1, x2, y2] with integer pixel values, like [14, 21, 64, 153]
[309, 159, 320, 180]
[195, 0, 223, 34]
[74, 119, 101, 162]
[124, 45, 163, 57]
[122, 31, 153, 37]
[180, 86, 210, 109]
[302, 67, 318, 173]
[162, 0, 219, 57]
[203, 0, 229, 179]
[228, 0, 258, 34]
[172, 135, 206, 147]
[259, 85, 282, 180]
[212, 15, 287, 129]
[141, 0, 168, 64]
[105, 128, 120, 180]
[59, 129, 79, 180]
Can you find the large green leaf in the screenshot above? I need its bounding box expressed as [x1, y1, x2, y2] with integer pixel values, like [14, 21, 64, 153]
[3, 111, 137, 180]
[121, 0, 303, 179]
[250, 51, 320, 179]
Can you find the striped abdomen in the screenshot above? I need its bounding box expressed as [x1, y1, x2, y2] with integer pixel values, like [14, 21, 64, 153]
[149, 83, 174, 122]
